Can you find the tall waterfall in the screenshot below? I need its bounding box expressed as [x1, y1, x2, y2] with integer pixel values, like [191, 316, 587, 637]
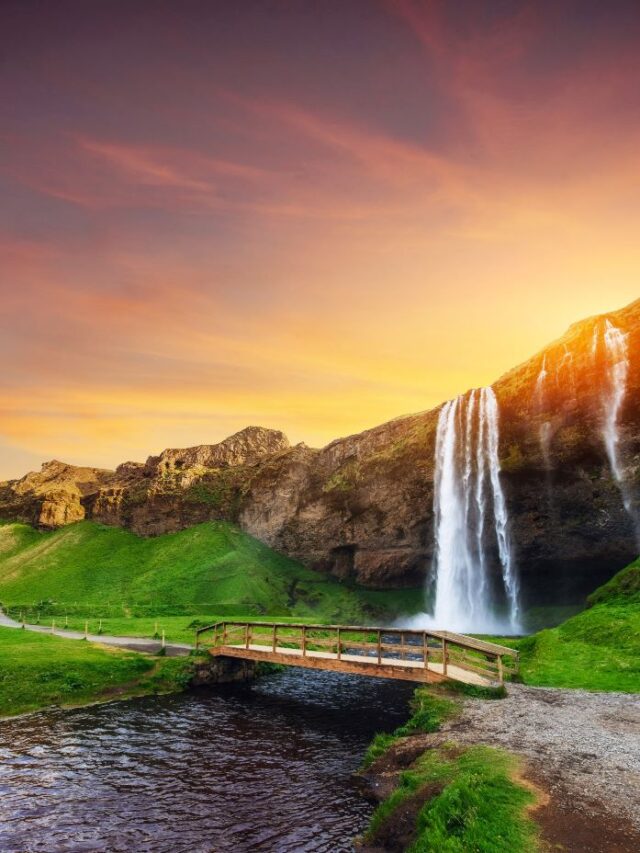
[602, 320, 629, 487]
[429, 387, 520, 633]
[592, 319, 632, 516]
[587, 317, 638, 538]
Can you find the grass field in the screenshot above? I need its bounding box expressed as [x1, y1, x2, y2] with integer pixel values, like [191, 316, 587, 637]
[495, 560, 640, 693]
[0, 626, 193, 717]
[0, 520, 421, 624]
[6, 614, 313, 646]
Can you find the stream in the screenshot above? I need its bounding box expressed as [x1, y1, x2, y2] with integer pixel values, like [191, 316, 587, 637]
[0, 669, 413, 852]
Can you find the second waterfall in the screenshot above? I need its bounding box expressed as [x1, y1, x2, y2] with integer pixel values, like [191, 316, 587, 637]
[429, 387, 520, 633]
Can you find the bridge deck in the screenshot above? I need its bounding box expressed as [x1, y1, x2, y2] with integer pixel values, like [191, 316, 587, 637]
[214, 643, 491, 685]
[197, 622, 519, 687]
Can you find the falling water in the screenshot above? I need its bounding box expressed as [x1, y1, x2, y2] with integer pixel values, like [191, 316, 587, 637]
[590, 318, 635, 526]
[601, 320, 629, 487]
[534, 355, 548, 402]
[428, 387, 520, 633]
[534, 355, 552, 467]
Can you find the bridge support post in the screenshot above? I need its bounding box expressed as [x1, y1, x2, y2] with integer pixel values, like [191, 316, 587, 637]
[192, 656, 258, 686]
[442, 638, 448, 676]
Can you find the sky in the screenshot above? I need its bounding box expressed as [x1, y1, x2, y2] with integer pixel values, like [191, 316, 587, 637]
[2, 0, 640, 479]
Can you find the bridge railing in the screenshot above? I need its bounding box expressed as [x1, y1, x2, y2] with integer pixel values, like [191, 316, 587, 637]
[195, 621, 519, 684]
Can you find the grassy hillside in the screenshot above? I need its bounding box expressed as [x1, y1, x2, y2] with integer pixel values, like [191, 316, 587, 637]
[0, 626, 192, 716]
[0, 520, 419, 624]
[514, 561, 640, 692]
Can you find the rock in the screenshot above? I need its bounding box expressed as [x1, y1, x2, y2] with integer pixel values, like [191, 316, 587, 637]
[38, 489, 85, 528]
[3, 301, 640, 605]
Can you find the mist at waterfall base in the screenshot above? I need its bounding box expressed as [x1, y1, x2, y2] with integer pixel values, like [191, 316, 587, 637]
[403, 387, 521, 636]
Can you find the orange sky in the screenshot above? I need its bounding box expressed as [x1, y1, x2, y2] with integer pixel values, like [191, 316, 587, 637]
[2, 0, 640, 478]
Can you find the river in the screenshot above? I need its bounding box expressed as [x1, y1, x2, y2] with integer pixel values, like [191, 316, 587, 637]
[0, 669, 413, 852]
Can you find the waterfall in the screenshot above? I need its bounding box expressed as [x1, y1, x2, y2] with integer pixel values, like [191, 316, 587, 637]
[591, 319, 633, 521]
[602, 320, 629, 488]
[534, 355, 552, 467]
[534, 355, 548, 402]
[428, 387, 520, 633]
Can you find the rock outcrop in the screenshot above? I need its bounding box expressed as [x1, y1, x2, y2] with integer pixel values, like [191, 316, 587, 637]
[3, 301, 640, 606]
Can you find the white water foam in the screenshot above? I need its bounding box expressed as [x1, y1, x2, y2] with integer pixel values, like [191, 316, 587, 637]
[405, 387, 520, 634]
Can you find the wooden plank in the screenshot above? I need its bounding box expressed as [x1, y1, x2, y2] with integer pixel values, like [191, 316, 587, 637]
[211, 646, 448, 684]
[445, 656, 497, 680]
[429, 630, 519, 657]
[447, 650, 499, 672]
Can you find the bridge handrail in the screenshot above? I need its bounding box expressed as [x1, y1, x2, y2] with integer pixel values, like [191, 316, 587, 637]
[194, 620, 519, 668]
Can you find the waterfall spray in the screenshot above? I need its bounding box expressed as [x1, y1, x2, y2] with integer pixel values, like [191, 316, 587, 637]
[428, 387, 520, 633]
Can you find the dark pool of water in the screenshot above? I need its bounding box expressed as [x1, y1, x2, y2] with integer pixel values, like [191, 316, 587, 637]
[0, 670, 413, 852]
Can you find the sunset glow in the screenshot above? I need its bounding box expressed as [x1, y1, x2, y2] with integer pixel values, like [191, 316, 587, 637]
[2, 0, 640, 477]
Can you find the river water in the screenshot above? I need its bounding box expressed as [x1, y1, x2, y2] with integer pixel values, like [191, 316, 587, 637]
[0, 670, 413, 852]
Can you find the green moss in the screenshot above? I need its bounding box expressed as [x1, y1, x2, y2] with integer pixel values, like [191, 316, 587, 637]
[322, 461, 360, 493]
[185, 481, 229, 508]
[500, 443, 526, 472]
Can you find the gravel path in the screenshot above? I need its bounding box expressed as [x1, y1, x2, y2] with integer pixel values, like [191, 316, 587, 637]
[444, 683, 640, 832]
[0, 609, 193, 657]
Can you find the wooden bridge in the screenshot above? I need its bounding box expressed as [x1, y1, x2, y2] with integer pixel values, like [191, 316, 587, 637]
[195, 621, 518, 687]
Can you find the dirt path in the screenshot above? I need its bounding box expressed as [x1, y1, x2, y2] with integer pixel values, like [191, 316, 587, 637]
[443, 683, 640, 851]
[0, 609, 193, 657]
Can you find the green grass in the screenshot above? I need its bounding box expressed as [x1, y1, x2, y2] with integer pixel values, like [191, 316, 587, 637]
[365, 744, 537, 852]
[5, 614, 327, 646]
[0, 520, 418, 624]
[489, 561, 640, 692]
[0, 626, 193, 717]
[587, 559, 640, 606]
[361, 687, 458, 769]
[513, 602, 640, 692]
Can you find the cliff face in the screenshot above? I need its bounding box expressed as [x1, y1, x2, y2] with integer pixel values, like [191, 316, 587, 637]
[3, 300, 640, 606]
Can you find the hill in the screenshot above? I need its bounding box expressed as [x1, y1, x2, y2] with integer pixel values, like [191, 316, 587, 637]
[514, 559, 640, 692]
[0, 520, 416, 623]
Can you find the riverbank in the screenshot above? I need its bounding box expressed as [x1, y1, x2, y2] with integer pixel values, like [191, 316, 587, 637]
[0, 626, 195, 717]
[358, 682, 640, 852]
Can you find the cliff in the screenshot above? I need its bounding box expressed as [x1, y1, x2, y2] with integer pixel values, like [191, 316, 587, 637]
[3, 300, 640, 606]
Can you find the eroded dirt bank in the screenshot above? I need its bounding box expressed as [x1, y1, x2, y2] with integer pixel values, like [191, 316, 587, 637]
[360, 684, 640, 852]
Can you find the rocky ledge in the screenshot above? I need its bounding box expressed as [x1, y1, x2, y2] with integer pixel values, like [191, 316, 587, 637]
[3, 300, 640, 606]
